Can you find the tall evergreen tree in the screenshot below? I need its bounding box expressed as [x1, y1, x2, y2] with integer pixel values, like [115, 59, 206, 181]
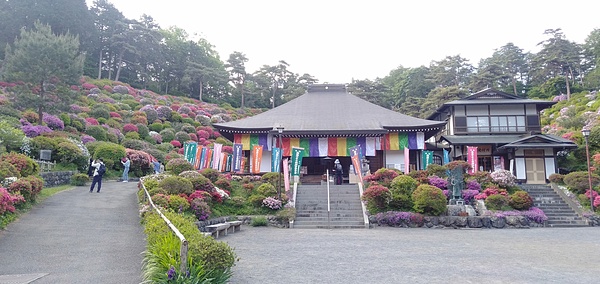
[2, 21, 84, 124]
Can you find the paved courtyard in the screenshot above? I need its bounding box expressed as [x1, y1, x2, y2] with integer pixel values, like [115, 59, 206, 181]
[225, 226, 600, 284]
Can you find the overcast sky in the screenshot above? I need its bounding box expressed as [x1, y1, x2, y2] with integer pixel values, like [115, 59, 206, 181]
[92, 0, 600, 83]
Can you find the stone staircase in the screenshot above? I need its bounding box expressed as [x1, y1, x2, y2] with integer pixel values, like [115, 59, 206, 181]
[293, 184, 367, 229]
[519, 184, 589, 227]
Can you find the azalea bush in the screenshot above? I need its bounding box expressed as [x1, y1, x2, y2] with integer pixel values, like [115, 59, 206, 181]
[0, 187, 25, 214]
[374, 211, 424, 227]
[362, 184, 392, 214]
[262, 197, 282, 210]
[490, 169, 517, 187]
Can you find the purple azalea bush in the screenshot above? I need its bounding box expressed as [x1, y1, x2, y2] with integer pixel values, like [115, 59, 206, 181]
[428, 176, 448, 190]
[42, 113, 64, 130]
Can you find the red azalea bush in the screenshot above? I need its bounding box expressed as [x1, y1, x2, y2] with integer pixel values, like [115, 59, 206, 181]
[125, 149, 153, 176]
[187, 190, 211, 203]
[170, 140, 182, 148]
[364, 168, 400, 187]
[122, 123, 138, 134]
[361, 184, 392, 214]
[85, 117, 99, 126]
[109, 112, 121, 118]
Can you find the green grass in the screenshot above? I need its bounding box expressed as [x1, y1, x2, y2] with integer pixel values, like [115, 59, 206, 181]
[0, 184, 73, 229]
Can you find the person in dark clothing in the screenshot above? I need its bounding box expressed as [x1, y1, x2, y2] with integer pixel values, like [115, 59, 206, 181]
[333, 159, 343, 185]
[89, 158, 105, 193]
[87, 158, 94, 177]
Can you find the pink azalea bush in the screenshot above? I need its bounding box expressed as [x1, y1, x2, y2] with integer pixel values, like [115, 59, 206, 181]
[0, 187, 25, 214]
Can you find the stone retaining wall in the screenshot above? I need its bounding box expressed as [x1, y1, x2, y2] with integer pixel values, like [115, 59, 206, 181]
[369, 215, 545, 229]
[40, 171, 75, 188]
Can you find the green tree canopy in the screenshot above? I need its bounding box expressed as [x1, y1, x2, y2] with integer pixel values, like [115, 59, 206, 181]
[2, 21, 84, 124]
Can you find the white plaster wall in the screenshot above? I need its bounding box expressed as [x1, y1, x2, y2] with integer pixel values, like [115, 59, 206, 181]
[385, 150, 405, 171]
[259, 150, 273, 173]
[515, 158, 526, 179]
[545, 157, 556, 178]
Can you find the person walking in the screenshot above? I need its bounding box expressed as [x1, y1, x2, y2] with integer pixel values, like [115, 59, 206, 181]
[333, 159, 343, 185]
[121, 156, 130, 182]
[89, 158, 105, 193]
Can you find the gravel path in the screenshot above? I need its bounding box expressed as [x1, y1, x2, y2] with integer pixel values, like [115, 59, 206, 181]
[0, 181, 145, 284]
[225, 226, 600, 284]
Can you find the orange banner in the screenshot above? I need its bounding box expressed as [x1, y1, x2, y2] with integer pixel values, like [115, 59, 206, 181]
[251, 145, 263, 174]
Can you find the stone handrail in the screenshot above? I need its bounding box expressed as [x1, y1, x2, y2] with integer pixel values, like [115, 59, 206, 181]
[357, 181, 369, 228]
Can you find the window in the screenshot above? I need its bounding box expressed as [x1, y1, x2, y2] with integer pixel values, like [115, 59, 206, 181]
[467, 115, 526, 133]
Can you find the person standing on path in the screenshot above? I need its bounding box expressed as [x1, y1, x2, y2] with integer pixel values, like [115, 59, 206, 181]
[121, 156, 130, 182]
[89, 158, 105, 193]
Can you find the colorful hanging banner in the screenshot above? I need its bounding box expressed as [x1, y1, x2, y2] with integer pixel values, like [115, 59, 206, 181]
[443, 149, 450, 165]
[212, 143, 222, 170]
[290, 147, 304, 177]
[204, 149, 213, 169]
[283, 157, 290, 193]
[349, 145, 363, 183]
[226, 154, 232, 172]
[233, 134, 269, 151]
[271, 147, 282, 172]
[251, 145, 263, 174]
[232, 143, 242, 172]
[467, 146, 478, 174]
[199, 147, 207, 169]
[184, 142, 198, 165]
[404, 147, 410, 174]
[194, 145, 203, 169]
[422, 150, 434, 170]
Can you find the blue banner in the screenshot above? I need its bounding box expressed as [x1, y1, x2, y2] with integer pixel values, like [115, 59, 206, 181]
[271, 147, 282, 172]
[233, 143, 243, 172]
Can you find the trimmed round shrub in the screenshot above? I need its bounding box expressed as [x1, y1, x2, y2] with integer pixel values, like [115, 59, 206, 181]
[188, 176, 214, 192]
[508, 191, 533, 210]
[122, 123, 139, 134]
[256, 183, 276, 197]
[152, 194, 169, 208]
[426, 164, 447, 178]
[179, 170, 201, 179]
[165, 158, 194, 175]
[0, 161, 21, 180]
[89, 106, 110, 120]
[361, 184, 392, 214]
[85, 125, 108, 141]
[121, 138, 150, 151]
[91, 142, 126, 170]
[158, 176, 194, 195]
[411, 184, 447, 216]
[563, 171, 600, 194]
[159, 128, 175, 142]
[56, 141, 87, 170]
[390, 175, 418, 194]
[199, 168, 220, 183]
[260, 172, 279, 188]
[71, 173, 90, 186]
[149, 122, 164, 132]
[548, 173, 564, 184]
[485, 194, 510, 210]
[0, 152, 39, 177]
[174, 131, 190, 144]
[136, 123, 149, 138]
[167, 195, 190, 212]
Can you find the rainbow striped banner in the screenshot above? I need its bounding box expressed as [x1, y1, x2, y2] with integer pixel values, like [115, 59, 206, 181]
[234, 132, 424, 157]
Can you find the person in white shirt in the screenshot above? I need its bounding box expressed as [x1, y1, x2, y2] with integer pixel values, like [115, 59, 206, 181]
[90, 158, 105, 193]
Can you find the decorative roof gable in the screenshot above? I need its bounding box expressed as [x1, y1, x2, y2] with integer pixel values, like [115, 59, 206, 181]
[466, 88, 520, 100]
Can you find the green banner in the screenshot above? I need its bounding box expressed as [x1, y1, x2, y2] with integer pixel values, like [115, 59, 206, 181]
[290, 147, 304, 176]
